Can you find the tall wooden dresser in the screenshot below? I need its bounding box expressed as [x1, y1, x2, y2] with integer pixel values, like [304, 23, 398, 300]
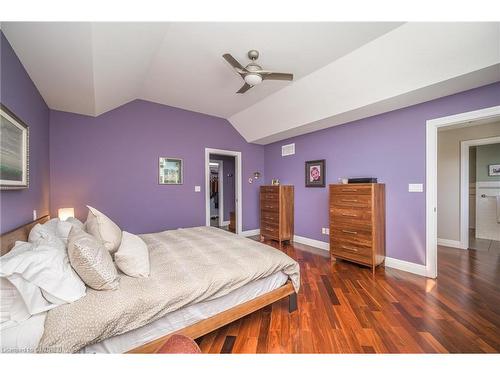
[260, 185, 294, 247]
[329, 183, 385, 275]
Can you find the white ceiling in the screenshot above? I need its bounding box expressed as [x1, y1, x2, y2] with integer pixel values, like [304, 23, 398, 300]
[1, 22, 401, 117]
[2, 22, 499, 145]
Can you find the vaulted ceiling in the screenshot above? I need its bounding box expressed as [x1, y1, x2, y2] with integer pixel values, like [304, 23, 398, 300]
[2, 22, 499, 144]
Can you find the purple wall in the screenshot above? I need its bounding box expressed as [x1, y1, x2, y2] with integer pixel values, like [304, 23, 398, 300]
[264, 82, 500, 265]
[210, 154, 235, 222]
[49, 100, 264, 234]
[0, 32, 50, 234]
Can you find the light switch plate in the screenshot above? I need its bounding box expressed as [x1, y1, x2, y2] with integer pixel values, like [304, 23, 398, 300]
[408, 183, 423, 192]
[33, 209, 37, 220]
[194, 186, 201, 192]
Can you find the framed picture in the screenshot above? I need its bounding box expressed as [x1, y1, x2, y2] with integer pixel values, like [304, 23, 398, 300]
[1, 104, 29, 189]
[489, 164, 500, 176]
[305, 159, 325, 187]
[159, 157, 183, 184]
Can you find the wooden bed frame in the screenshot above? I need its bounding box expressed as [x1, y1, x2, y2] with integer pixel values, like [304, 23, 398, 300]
[0, 216, 298, 353]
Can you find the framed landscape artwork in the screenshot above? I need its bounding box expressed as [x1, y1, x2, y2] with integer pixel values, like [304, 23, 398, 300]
[305, 159, 326, 187]
[1, 104, 29, 189]
[159, 157, 183, 184]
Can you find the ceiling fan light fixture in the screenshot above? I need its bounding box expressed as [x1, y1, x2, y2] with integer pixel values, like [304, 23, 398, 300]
[244, 73, 262, 86]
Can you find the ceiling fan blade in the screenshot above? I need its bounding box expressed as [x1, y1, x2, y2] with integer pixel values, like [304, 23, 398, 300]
[236, 83, 252, 94]
[223, 53, 245, 74]
[262, 72, 294, 81]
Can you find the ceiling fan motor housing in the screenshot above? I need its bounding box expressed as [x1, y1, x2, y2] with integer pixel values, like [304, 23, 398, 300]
[247, 49, 259, 60]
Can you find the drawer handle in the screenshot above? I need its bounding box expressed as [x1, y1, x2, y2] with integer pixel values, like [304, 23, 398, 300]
[265, 227, 274, 231]
[341, 213, 358, 217]
[342, 230, 358, 235]
[341, 245, 359, 252]
[341, 188, 357, 192]
[341, 199, 358, 202]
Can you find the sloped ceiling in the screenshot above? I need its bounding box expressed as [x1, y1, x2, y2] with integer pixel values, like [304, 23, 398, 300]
[2, 22, 499, 144]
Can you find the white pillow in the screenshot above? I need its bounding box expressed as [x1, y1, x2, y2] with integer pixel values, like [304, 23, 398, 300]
[114, 232, 150, 278]
[66, 217, 84, 230]
[0, 239, 86, 315]
[85, 206, 122, 253]
[0, 277, 30, 326]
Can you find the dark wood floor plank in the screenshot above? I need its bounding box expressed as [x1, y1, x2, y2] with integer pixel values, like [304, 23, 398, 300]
[196, 240, 500, 353]
[220, 335, 236, 354]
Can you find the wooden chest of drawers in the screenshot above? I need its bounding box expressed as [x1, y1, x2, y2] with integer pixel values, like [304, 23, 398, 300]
[329, 183, 385, 274]
[260, 185, 294, 247]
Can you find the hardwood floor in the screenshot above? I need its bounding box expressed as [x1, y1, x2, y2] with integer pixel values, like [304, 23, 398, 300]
[196, 239, 500, 353]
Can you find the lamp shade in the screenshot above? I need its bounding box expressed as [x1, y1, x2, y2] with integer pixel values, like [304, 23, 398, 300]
[58, 207, 75, 221]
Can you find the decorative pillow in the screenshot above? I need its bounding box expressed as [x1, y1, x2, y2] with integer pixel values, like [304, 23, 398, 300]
[85, 206, 122, 253]
[0, 239, 86, 316]
[67, 228, 119, 290]
[114, 231, 150, 278]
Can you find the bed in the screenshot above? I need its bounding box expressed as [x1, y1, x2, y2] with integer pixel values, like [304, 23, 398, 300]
[0, 215, 300, 353]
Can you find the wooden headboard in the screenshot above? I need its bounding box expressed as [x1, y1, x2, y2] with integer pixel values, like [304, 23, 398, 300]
[0, 215, 50, 256]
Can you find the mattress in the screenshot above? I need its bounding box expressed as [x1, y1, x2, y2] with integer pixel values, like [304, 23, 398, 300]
[0, 271, 288, 353]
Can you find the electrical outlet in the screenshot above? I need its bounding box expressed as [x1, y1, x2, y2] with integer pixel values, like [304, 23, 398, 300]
[321, 227, 330, 235]
[194, 186, 201, 192]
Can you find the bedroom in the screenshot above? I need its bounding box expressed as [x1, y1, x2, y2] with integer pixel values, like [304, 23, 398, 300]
[1, 0, 500, 373]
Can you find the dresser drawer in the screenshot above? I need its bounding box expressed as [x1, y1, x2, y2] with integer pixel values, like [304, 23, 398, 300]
[330, 194, 371, 208]
[330, 240, 373, 265]
[261, 226, 280, 239]
[331, 225, 372, 247]
[330, 207, 372, 227]
[260, 192, 279, 202]
[261, 210, 279, 223]
[260, 220, 278, 231]
[261, 186, 279, 194]
[261, 200, 280, 211]
[330, 185, 372, 195]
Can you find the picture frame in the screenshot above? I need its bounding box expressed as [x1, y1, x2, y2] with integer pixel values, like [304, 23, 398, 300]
[305, 159, 326, 187]
[159, 157, 183, 184]
[1, 104, 29, 190]
[488, 164, 500, 177]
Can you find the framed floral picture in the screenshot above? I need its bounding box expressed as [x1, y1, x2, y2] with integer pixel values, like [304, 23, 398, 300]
[305, 159, 325, 187]
[159, 157, 183, 184]
[1, 104, 29, 189]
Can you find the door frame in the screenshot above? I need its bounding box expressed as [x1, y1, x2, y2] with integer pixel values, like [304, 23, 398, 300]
[205, 148, 242, 234]
[426, 105, 500, 278]
[460, 136, 500, 249]
[209, 159, 225, 227]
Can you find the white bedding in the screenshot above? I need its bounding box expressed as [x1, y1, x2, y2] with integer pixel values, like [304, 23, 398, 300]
[1, 271, 288, 353]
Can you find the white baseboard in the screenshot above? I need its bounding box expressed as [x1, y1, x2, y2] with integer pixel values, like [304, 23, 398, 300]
[241, 231, 430, 278]
[437, 238, 465, 249]
[293, 235, 329, 252]
[221, 220, 230, 226]
[384, 257, 428, 277]
[241, 229, 260, 237]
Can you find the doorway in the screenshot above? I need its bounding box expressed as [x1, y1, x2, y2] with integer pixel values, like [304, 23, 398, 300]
[427, 105, 500, 278]
[461, 138, 500, 251]
[205, 148, 242, 234]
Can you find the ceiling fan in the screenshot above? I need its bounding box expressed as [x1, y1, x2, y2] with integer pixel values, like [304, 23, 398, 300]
[223, 50, 294, 94]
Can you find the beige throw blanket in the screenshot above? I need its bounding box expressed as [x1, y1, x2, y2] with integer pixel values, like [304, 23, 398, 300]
[37, 227, 300, 353]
